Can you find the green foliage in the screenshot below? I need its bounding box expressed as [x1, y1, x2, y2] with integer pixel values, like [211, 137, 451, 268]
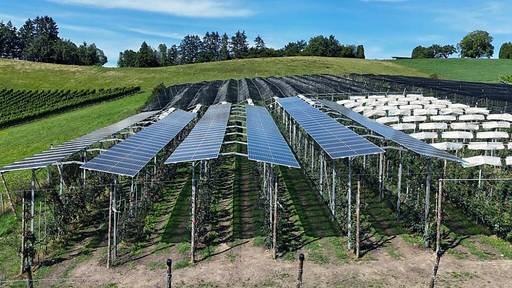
[302, 35, 360, 58]
[502, 75, 512, 84]
[459, 30, 494, 58]
[0, 16, 106, 65]
[0, 86, 141, 127]
[412, 44, 456, 58]
[499, 42, 512, 59]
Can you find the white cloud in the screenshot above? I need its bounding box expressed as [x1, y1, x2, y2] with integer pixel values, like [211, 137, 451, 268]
[49, 0, 254, 18]
[432, 1, 512, 35]
[126, 28, 184, 39]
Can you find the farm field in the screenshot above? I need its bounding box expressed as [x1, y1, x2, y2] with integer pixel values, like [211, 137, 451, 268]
[1, 57, 512, 287]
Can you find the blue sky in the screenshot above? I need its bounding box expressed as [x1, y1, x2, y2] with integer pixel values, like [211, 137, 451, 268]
[1, 0, 512, 66]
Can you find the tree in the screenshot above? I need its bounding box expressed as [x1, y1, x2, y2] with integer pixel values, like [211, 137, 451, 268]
[18, 19, 35, 56]
[283, 40, 306, 56]
[355, 45, 365, 59]
[434, 45, 456, 58]
[179, 35, 202, 64]
[0, 21, 20, 58]
[137, 41, 159, 67]
[219, 33, 230, 60]
[118, 49, 138, 67]
[33, 16, 59, 41]
[459, 30, 494, 58]
[200, 31, 220, 62]
[158, 43, 168, 66]
[167, 45, 179, 65]
[412, 46, 434, 58]
[54, 39, 79, 64]
[254, 35, 265, 50]
[499, 42, 512, 59]
[304, 35, 329, 56]
[230, 30, 248, 59]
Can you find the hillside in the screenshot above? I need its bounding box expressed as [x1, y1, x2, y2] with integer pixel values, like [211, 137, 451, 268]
[0, 57, 426, 90]
[394, 58, 512, 83]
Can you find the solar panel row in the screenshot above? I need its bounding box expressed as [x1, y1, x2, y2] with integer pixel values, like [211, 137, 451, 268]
[165, 103, 231, 164]
[276, 97, 384, 159]
[81, 109, 196, 177]
[0, 111, 158, 173]
[319, 99, 464, 163]
[246, 105, 300, 168]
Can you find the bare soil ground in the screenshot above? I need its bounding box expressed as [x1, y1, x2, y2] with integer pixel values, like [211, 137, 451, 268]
[35, 236, 512, 288]
[26, 163, 512, 288]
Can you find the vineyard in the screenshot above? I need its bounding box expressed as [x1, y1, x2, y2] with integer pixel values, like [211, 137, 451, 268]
[0, 87, 141, 127]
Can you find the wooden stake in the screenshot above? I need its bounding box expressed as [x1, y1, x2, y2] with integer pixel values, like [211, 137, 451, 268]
[0, 172, 17, 216]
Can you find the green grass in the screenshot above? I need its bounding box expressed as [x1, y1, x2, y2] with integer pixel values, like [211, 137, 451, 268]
[479, 235, 512, 259]
[0, 92, 150, 187]
[394, 58, 512, 83]
[0, 57, 426, 91]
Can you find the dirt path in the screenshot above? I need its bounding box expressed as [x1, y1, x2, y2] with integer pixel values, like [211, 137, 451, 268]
[51, 240, 512, 288]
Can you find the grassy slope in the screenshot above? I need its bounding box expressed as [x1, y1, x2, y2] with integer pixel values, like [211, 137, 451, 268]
[0, 57, 425, 90]
[394, 59, 512, 83]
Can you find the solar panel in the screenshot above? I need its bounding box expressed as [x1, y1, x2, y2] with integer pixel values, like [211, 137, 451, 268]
[0, 111, 158, 173]
[165, 103, 231, 164]
[319, 99, 465, 163]
[276, 97, 384, 159]
[246, 105, 300, 168]
[81, 109, 196, 177]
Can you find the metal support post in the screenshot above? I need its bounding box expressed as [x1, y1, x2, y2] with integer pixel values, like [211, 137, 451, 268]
[191, 162, 197, 263]
[396, 152, 403, 219]
[347, 158, 352, 250]
[430, 179, 444, 288]
[378, 153, 384, 199]
[273, 168, 278, 259]
[331, 161, 336, 216]
[356, 179, 361, 258]
[424, 159, 432, 248]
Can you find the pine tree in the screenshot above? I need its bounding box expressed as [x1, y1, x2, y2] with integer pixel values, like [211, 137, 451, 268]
[230, 30, 248, 59]
[219, 33, 230, 60]
[167, 45, 179, 65]
[179, 35, 202, 64]
[18, 19, 35, 58]
[355, 45, 365, 59]
[158, 43, 168, 66]
[137, 41, 159, 67]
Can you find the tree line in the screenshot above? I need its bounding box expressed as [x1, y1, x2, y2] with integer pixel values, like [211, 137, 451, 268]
[118, 31, 365, 67]
[0, 16, 107, 65]
[412, 30, 512, 59]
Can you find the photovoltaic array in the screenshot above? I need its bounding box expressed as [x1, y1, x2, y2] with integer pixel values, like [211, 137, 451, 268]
[81, 109, 196, 177]
[246, 105, 300, 168]
[0, 111, 158, 173]
[319, 99, 465, 163]
[276, 97, 384, 159]
[165, 103, 231, 164]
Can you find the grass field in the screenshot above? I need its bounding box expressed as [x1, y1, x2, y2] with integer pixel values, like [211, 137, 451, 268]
[0, 57, 426, 90]
[394, 58, 512, 83]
